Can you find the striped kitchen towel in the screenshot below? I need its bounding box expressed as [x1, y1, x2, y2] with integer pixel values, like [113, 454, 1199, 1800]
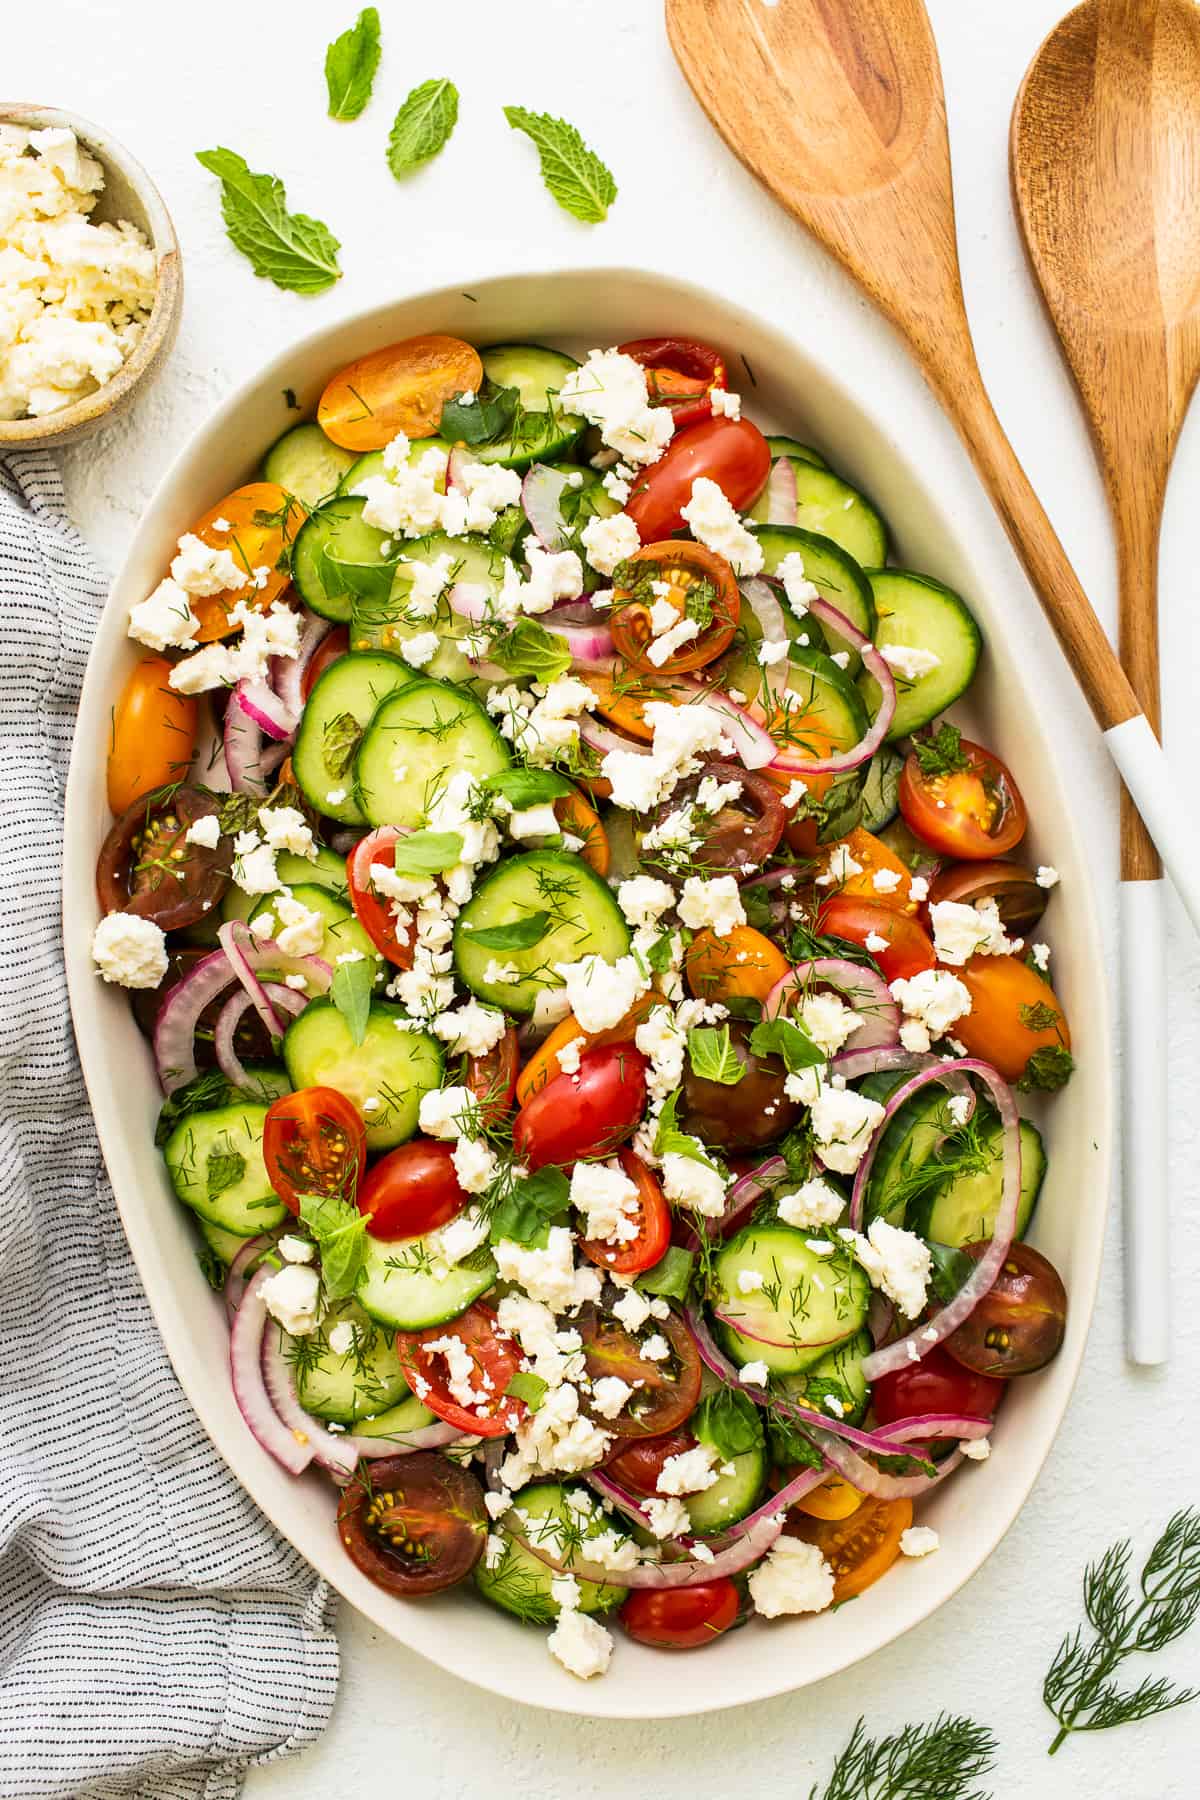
[0, 450, 339, 1800]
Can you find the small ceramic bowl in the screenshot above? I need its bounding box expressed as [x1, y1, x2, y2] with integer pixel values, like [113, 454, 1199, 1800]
[0, 104, 182, 450]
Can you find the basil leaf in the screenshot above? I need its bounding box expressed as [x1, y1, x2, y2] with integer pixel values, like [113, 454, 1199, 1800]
[486, 768, 572, 809]
[322, 710, 363, 781]
[653, 1091, 720, 1171]
[330, 956, 374, 1047]
[749, 1015, 824, 1073]
[741, 882, 780, 933]
[505, 1370, 548, 1409]
[695, 1388, 763, 1461]
[466, 911, 550, 953]
[502, 107, 617, 223]
[635, 1245, 695, 1302]
[299, 1192, 370, 1300]
[646, 930, 679, 975]
[323, 552, 395, 604]
[875, 1451, 938, 1480]
[390, 829, 464, 875]
[325, 7, 381, 121]
[195, 148, 341, 294]
[387, 78, 460, 176]
[489, 1166, 570, 1247]
[206, 1142, 246, 1202]
[687, 1025, 745, 1087]
[926, 1239, 978, 1306]
[490, 617, 571, 682]
[488, 504, 527, 558]
[441, 383, 520, 447]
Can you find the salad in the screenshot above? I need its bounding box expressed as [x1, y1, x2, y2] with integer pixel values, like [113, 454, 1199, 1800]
[92, 331, 1073, 1680]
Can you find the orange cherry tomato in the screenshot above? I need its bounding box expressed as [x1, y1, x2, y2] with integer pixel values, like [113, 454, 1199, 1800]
[626, 416, 771, 540]
[816, 895, 937, 983]
[554, 788, 609, 875]
[262, 1087, 367, 1216]
[611, 541, 740, 675]
[899, 737, 1027, 860]
[184, 483, 300, 641]
[318, 335, 483, 451]
[579, 1148, 671, 1277]
[787, 1494, 913, 1602]
[952, 955, 1072, 1087]
[514, 991, 658, 1108]
[685, 924, 791, 1004]
[789, 1472, 866, 1522]
[107, 655, 199, 816]
[814, 827, 916, 912]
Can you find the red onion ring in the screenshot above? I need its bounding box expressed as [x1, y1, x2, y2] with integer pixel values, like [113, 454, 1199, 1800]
[236, 676, 294, 743]
[271, 609, 333, 724]
[447, 445, 473, 492]
[213, 982, 307, 1087]
[848, 1058, 979, 1231]
[766, 597, 897, 774]
[224, 1230, 279, 1322]
[153, 946, 240, 1093]
[739, 576, 790, 647]
[808, 1425, 968, 1500]
[540, 602, 615, 669]
[216, 921, 333, 1046]
[765, 956, 901, 1053]
[230, 1268, 314, 1475]
[521, 462, 572, 549]
[507, 1489, 788, 1589]
[216, 921, 288, 1040]
[223, 687, 287, 794]
[704, 1153, 788, 1241]
[765, 457, 798, 526]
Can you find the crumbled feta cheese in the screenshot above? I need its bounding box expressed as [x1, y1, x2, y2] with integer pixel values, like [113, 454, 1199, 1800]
[272, 891, 326, 957]
[871, 867, 902, 894]
[908, 875, 930, 903]
[864, 929, 889, 954]
[738, 1269, 765, 1294]
[843, 1218, 932, 1318]
[777, 1176, 844, 1230]
[579, 509, 641, 577]
[815, 843, 865, 888]
[878, 643, 941, 683]
[555, 953, 650, 1033]
[661, 1151, 727, 1218]
[278, 1235, 313, 1264]
[401, 629, 441, 668]
[558, 349, 675, 466]
[569, 1160, 641, 1245]
[946, 1093, 973, 1128]
[424, 1332, 489, 1409]
[184, 813, 221, 851]
[899, 1525, 940, 1558]
[128, 578, 200, 651]
[757, 636, 790, 666]
[678, 874, 746, 938]
[928, 898, 1017, 965]
[799, 991, 862, 1057]
[1031, 941, 1051, 972]
[495, 541, 585, 619]
[260, 1264, 320, 1336]
[617, 875, 676, 930]
[327, 1320, 356, 1357]
[710, 387, 741, 420]
[656, 1443, 719, 1496]
[775, 551, 819, 619]
[889, 968, 972, 1047]
[1035, 865, 1059, 889]
[493, 1227, 603, 1313]
[451, 1137, 500, 1196]
[170, 533, 247, 598]
[960, 1437, 991, 1462]
[642, 1495, 691, 1539]
[90, 911, 168, 989]
[547, 1606, 614, 1679]
[646, 615, 701, 667]
[680, 476, 764, 575]
[611, 1284, 666, 1333]
[590, 1375, 633, 1420]
[230, 830, 279, 897]
[167, 600, 302, 695]
[809, 1085, 886, 1175]
[417, 1085, 476, 1140]
[257, 805, 315, 860]
[432, 999, 507, 1058]
[739, 1360, 770, 1387]
[748, 1537, 835, 1617]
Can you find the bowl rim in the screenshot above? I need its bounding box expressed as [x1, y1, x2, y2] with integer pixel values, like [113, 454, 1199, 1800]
[0, 102, 182, 446]
[62, 263, 1113, 1717]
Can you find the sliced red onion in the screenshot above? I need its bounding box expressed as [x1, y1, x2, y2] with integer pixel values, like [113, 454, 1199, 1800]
[848, 1057, 978, 1231]
[809, 1425, 967, 1500]
[224, 688, 274, 794]
[237, 676, 294, 743]
[217, 921, 288, 1040]
[153, 947, 240, 1093]
[707, 1153, 788, 1240]
[541, 602, 615, 670]
[858, 1059, 1021, 1380]
[579, 714, 654, 761]
[832, 1044, 969, 1087]
[216, 920, 333, 1042]
[765, 957, 900, 1052]
[767, 597, 897, 774]
[447, 581, 491, 623]
[521, 462, 571, 549]
[509, 1490, 787, 1589]
[224, 1230, 278, 1322]
[710, 1311, 847, 1352]
[446, 445, 474, 492]
[740, 576, 790, 646]
[868, 1291, 898, 1348]
[875, 1414, 994, 1445]
[230, 1268, 313, 1476]
[329, 827, 366, 856]
[214, 982, 307, 1087]
[272, 609, 333, 724]
[765, 457, 798, 526]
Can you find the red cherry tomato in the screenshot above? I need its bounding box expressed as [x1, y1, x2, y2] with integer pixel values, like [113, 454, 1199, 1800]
[347, 827, 415, 968]
[395, 1302, 527, 1439]
[578, 1305, 703, 1438]
[626, 417, 771, 541]
[617, 337, 728, 431]
[262, 1086, 367, 1216]
[870, 1344, 1006, 1426]
[816, 895, 937, 982]
[512, 1044, 648, 1169]
[465, 1023, 518, 1128]
[899, 738, 1027, 860]
[579, 1148, 672, 1277]
[619, 1579, 741, 1650]
[359, 1137, 468, 1240]
[610, 541, 740, 674]
[604, 1429, 697, 1495]
[337, 1452, 487, 1596]
[302, 625, 349, 700]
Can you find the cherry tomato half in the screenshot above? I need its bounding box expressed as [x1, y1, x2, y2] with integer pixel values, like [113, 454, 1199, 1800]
[578, 1303, 702, 1437]
[814, 828, 916, 912]
[619, 1579, 741, 1650]
[466, 1023, 518, 1128]
[679, 1021, 803, 1153]
[648, 760, 785, 877]
[610, 541, 740, 674]
[337, 1451, 487, 1596]
[685, 924, 791, 1005]
[953, 956, 1072, 1088]
[395, 1302, 527, 1439]
[107, 656, 199, 817]
[512, 1044, 648, 1169]
[186, 483, 300, 641]
[618, 336, 728, 431]
[927, 859, 1049, 937]
[626, 416, 771, 541]
[604, 1429, 697, 1495]
[899, 738, 1027, 860]
[870, 1344, 1005, 1427]
[302, 625, 349, 700]
[944, 1240, 1068, 1378]
[514, 994, 656, 1108]
[318, 335, 483, 451]
[262, 1086, 367, 1216]
[817, 895, 937, 983]
[358, 1137, 467, 1240]
[579, 1148, 671, 1277]
[787, 1494, 913, 1602]
[347, 827, 416, 968]
[96, 785, 228, 932]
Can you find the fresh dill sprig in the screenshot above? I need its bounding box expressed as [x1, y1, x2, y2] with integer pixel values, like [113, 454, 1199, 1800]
[1043, 1509, 1200, 1755]
[810, 1713, 997, 1800]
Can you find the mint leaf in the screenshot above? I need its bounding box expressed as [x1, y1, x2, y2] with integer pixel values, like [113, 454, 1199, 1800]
[195, 148, 341, 294]
[387, 78, 460, 176]
[505, 1369, 548, 1409]
[491, 617, 572, 682]
[467, 911, 550, 953]
[390, 829, 464, 876]
[330, 955, 374, 1047]
[441, 383, 521, 447]
[299, 1192, 370, 1300]
[750, 1015, 824, 1073]
[489, 1166, 570, 1246]
[653, 1091, 720, 1171]
[913, 721, 970, 777]
[695, 1388, 763, 1461]
[488, 504, 527, 558]
[322, 710, 362, 781]
[636, 1245, 695, 1302]
[325, 7, 381, 121]
[503, 107, 617, 223]
[1018, 1044, 1075, 1093]
[206, 1141, 245, 1202]
[927, 1239, 977, 1305]
[687, 1025, 744, 1087]
[485, 768, 572, 809]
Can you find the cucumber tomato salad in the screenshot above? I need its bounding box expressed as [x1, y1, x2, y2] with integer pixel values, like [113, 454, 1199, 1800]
[92, 332, 1073, 1680]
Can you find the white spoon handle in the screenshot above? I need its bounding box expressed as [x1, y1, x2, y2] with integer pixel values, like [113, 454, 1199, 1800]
[1105, 715, 1200, 938]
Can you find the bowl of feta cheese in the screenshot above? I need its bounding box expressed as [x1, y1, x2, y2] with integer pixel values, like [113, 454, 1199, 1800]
[0, 105, 180, 446]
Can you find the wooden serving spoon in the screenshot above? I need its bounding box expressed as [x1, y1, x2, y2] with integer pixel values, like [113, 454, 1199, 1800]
[665, 0, 1200, 933]
[1012, 0, 1200, 1365]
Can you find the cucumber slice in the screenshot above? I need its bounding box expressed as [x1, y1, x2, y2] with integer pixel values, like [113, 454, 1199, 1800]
[287, 1298, 411, 1424]
[291, 651, 413, 825]
[353, 531, 511, 683]
[780, 645, 871, 752]
[475, 1481, 629, 1622]
[355, 1394, 438, 1439]
[355, 678, 510, 828]
[248, 882, 381, 973]
[342, 436, 452, 495]
[197, 1216, 253, 1269]
[864, 1085, 962, 1228]
[780, 1329, 872, 1427]
[765, 434, 827, 469]
[713, 1223, 870, 1374]
[469, 345, 585, 470]
[357, 1231, 497, 1331]
[685, 1396, 767, 1535]
[163, 1103, 287, 1236]
[262, 422, 357, 508]
[751, 523, 875, 669]
[861, 748, 904, 832]
[282, 999, 442, 1151]
[221, 845, 348, 926]
[790, 464, 888, 566]
[912, 1114, 1046, 1247]
[291, 495, 395, 623]
[453, 850, 629, 1015]
[858, 569, 982, 741]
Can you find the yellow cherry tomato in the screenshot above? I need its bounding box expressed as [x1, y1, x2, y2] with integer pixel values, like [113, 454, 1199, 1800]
[106, 655, 198, 816]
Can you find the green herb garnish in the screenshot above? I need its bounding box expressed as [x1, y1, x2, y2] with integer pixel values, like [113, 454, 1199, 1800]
[195, 148, 341, 294]
[325, 7, 381, 121]
[330, 955, 374, 1047]
[687, 1024, 744, 1087]
[299, 1191, 370, 1300]
[810, 1714, 996, 1799]
[913, 722, 971, 778]
[467, 912, 551, 954]
[387, 78, 460, 176]
[503, 107, 617, 223]
[390, 829, 465, 876]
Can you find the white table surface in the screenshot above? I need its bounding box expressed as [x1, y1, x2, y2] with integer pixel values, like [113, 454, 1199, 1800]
[10, 0, 1200, 1791]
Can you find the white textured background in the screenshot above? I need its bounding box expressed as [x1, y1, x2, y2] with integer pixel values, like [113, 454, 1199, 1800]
[10, 0, 1200, 1792]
